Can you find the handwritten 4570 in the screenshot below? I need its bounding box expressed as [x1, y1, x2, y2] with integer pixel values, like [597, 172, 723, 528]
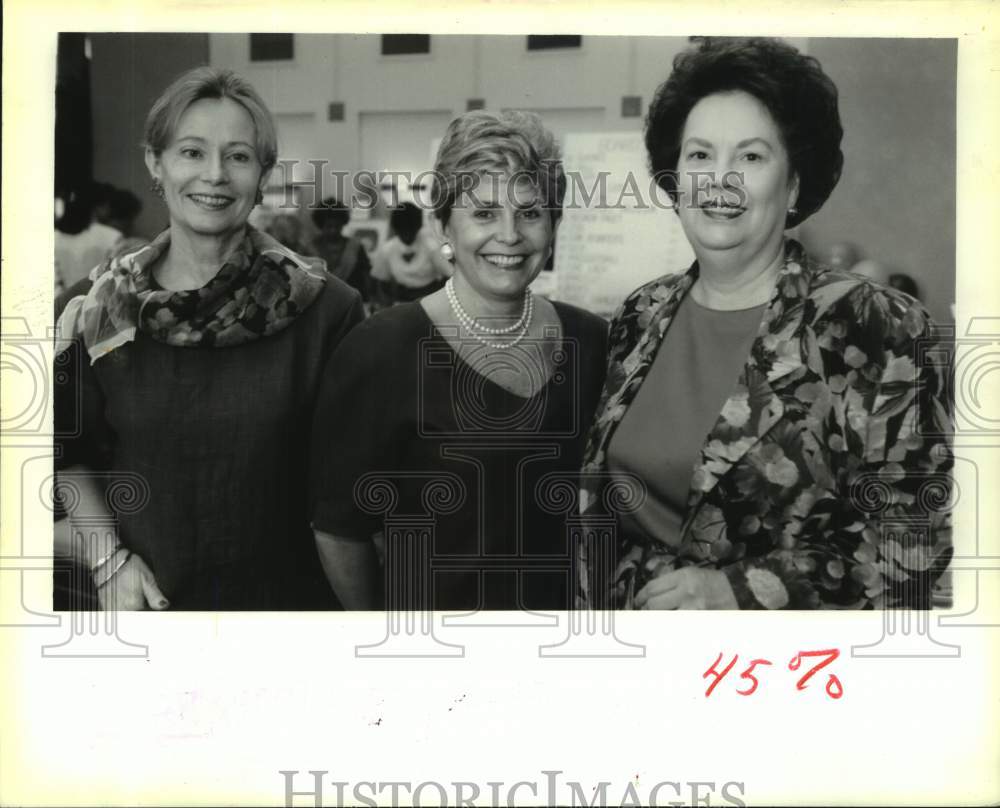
[703, 648, 844, 699]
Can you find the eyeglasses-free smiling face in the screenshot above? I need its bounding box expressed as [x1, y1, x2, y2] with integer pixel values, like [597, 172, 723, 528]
[442, 174, 554, 303]
[675, 90, 799, 265]
[145, 97, 266, 241]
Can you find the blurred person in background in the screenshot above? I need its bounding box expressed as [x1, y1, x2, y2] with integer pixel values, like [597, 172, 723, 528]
[104, 187, 149, 259]
[817, 240, 860, 273]
[54, 66, 363, 610]
[888, 271, 921, 301]
[310, 196, 372, 302]
[266, 212, 307, 253]
[369, 202, 453, 309]
[311, 110, 608, 611]
[55, 181, 122, 291]
[851, 257, 891, 285]
[580, 37, 952, 611]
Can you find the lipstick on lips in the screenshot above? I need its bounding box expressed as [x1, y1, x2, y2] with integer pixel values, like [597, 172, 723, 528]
[699, 197, 746, 220]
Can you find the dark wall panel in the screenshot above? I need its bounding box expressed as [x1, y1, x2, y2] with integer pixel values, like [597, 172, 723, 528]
[89, 33, 210, 240]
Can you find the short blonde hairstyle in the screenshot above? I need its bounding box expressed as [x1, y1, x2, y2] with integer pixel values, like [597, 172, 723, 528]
[143, 67, 278, 173]
[431, 110, 565, 225]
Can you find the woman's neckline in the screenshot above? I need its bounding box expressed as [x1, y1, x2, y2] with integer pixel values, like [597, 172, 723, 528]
[152, 226, 247, 292]
[686, 293, 769, 315]
[690, 241, 787, 311]
[414, 298, 568, 402]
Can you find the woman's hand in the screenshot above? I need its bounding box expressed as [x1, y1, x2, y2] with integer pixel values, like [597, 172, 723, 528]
[96, 553, 170, 611]
[54, 466, 169, 611]
[634, 566, 738, 610]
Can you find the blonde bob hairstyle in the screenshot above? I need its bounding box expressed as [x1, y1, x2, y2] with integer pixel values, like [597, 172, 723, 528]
[142, 67, 278, 174]
[431, 110, 565, 226]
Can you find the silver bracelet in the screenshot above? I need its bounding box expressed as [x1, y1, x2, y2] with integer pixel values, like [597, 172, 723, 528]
[90, 544, 125, 576]
[95, 550, 132, 590]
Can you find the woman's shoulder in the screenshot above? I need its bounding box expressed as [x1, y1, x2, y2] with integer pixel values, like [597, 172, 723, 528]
[600, 270, 690, 352]
[341, 301, 430, 348]
[292, 273, 362, 337]
[311, 271, 362, 310]
[55, 277, 94, 322]
[619, 271, 690, 313]
[804, 262, 935, 343]
[330, 302, 431, 380]
[550, 299, 609, 340]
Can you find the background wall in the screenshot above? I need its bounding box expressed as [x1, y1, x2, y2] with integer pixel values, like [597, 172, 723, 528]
[80, 34, 955, 321]
[205, 35, 693, 190]
[799, 38, 957, 322]
[89, 33, 210, 242]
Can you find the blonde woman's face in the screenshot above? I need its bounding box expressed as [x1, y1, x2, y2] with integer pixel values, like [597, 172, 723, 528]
[146, 97, 265, 241]
[444, 174, 553, 302]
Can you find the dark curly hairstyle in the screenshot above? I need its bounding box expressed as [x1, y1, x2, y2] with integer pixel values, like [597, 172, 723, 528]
[645, 37, 843, 228]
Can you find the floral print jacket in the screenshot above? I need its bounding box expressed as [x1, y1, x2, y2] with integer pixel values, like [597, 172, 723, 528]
[578, 240, 953, 610]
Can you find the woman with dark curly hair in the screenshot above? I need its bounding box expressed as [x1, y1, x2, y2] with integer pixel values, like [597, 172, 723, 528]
[579, 38, 952, 610]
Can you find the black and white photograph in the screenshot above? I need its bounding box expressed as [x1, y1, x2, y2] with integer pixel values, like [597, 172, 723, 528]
[50, 32, 957, 613]
[2, 2, 998, 806]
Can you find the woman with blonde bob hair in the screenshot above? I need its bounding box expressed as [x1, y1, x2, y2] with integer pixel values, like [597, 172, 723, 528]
[311, 110, 608, 611]
[54, 66, 364, 610]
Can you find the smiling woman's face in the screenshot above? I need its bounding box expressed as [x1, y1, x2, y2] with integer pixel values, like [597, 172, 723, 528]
[146, 97, 265, 242]
[675, 90, 799, 266]
[443, 173, 553, 303]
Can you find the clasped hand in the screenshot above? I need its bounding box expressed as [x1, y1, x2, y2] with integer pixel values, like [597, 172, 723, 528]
[96, 553, 170, 611]
[634, 566, 738, 610]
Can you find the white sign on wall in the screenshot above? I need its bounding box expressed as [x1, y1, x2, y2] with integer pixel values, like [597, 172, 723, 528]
[548, 132, 695, 316]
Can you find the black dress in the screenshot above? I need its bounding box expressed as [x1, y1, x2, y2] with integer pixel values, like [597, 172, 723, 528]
[311, 300, 608, 611]
[54, 277, 364, 610]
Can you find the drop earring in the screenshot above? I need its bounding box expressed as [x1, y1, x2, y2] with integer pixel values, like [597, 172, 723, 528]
[255, 187, 264, 206]
[151, 178, 165, 200]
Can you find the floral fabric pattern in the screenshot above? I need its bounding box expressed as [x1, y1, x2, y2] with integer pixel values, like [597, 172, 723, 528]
[579, 240, 953, 610]
[56, 227, 328, 364]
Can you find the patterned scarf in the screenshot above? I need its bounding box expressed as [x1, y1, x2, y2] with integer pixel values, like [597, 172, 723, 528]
[57, 227, 327, 364]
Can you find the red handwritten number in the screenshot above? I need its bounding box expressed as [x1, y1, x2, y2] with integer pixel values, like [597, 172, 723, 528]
[788, 648, 844, 699]
[703, 652, 739, 697]
[736, 658, 773, 696]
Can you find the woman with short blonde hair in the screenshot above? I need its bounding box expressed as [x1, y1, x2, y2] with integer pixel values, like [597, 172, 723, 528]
[54, 66, 364, 610]
[311, 109, 607, 611]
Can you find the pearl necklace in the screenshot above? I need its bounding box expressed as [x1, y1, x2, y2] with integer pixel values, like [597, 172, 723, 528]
[445, 277, 534, 350]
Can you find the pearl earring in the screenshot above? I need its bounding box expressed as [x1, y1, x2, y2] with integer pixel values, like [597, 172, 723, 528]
[441, 243, 455, 261]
